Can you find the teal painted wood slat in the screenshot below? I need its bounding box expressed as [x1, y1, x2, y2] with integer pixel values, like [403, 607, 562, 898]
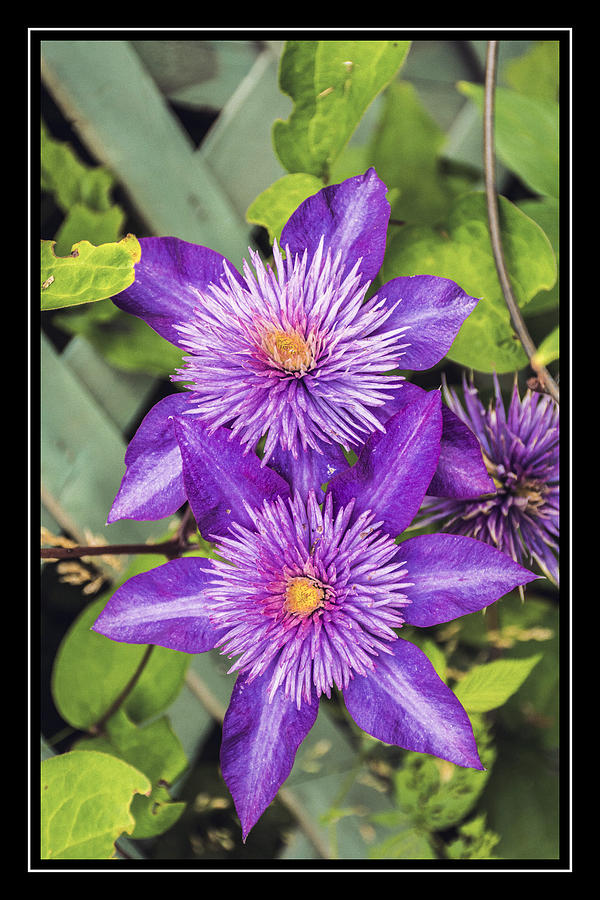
[139, 39, 261, 111]
[60, 336, 158, 435]
[41, 333, 173, 546]
[278, 767, 396, 860]
[199, 46, 289, 224]
[41, 40, 252, 262]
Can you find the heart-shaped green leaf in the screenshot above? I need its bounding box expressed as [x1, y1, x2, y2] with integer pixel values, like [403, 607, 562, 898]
[51, 555, 189, 731]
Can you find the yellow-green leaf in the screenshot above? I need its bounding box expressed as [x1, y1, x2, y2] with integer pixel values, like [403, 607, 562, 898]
[74, 710, 187, 840]
[532, 326, 559, 368]
[41, 234, 141, 310]
[41, 750, 150, 859]
[454, 655, 542, 713]
[273, 40, 410, 179]
[246, 173, 324, 245]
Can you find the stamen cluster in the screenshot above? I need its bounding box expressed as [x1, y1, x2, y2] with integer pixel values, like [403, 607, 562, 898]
[172, 239, 410, 463]
[203, 492, 413, 708]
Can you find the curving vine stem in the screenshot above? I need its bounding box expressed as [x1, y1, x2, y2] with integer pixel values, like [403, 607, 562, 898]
[483, 40, 560, 405]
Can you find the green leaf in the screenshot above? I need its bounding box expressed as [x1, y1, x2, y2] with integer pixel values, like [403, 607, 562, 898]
[381, 191, 557, 372]
[53, 203, 125, 257]
[41, 750, 150, 859]
[51, 555, 189, 731]
[391, 715, 495, 833]
[246, 173, 324, 245]
[41, 234, 141, 310]
[273, 40, 410, 179]
[328, 144, 373, 184]
[74, 709, 187, 839]
[457, 81, 558, 199]
[41, 120, 116, 213]
[128, 787, 186, 840]
[449, 591, 559, 749]
[369, 826, 436, 860]
[532, 325, 559, 368]
[453, 655, 542, 713]
[445, 814, 501, 859]
[445, 590, 558, 751]
[81, 708, 187, 786]
[368, 80, 455, 226]
[504, 41, 559, 103]
[518, 197, 559, 316]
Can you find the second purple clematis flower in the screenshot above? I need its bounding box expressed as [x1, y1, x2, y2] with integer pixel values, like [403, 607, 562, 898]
[418, 374, 560, 587]
[107, 168, 494, 523]
[93, 388, 537, 840]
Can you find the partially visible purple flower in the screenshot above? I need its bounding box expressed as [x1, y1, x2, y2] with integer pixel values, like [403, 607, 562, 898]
[106, 169, 494, 522]
[93, 388, 536, 840]
[417, 374, 559, 586]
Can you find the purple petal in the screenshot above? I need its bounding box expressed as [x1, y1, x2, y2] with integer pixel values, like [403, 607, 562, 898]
[374, 275, 479, 370]
[108, 394, 190, 524]
[343, 638, 483, 769]
[111, 236, 245, 347]
[220, 664, 319, 840]
[267, 441, 350, 502]
[327, 388, 442, 537]
[280, 168, 390, 286]
[368, 381, 495, 500]
[92, 557, 224, 653]
[172, 415, 290, 540]
[429, 405, 496, 498]
[400, 533, 540, 628]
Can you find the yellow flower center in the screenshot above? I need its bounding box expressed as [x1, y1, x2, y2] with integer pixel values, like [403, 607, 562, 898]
[285, 576, 326, 617]
[263, 329, 312, 372]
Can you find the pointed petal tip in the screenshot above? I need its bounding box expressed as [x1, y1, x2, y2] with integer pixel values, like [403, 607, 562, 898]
[363, 165, 388, 191]
[446, 751, 485, 772]
[436, 735, 485, 772]
[520, 568, 544, 586]
[466, 752, 485, 772]
[105, 500, 145, 525]
[427, 727, 485, 772]
[90, 619, 105, 638]
[432, 742, 485, 772]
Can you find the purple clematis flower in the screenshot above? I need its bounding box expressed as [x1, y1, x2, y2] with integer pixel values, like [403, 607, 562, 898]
[417, 374, 560, 586]
[107, 168, 495, 524]
[93, 387, 537, 840]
